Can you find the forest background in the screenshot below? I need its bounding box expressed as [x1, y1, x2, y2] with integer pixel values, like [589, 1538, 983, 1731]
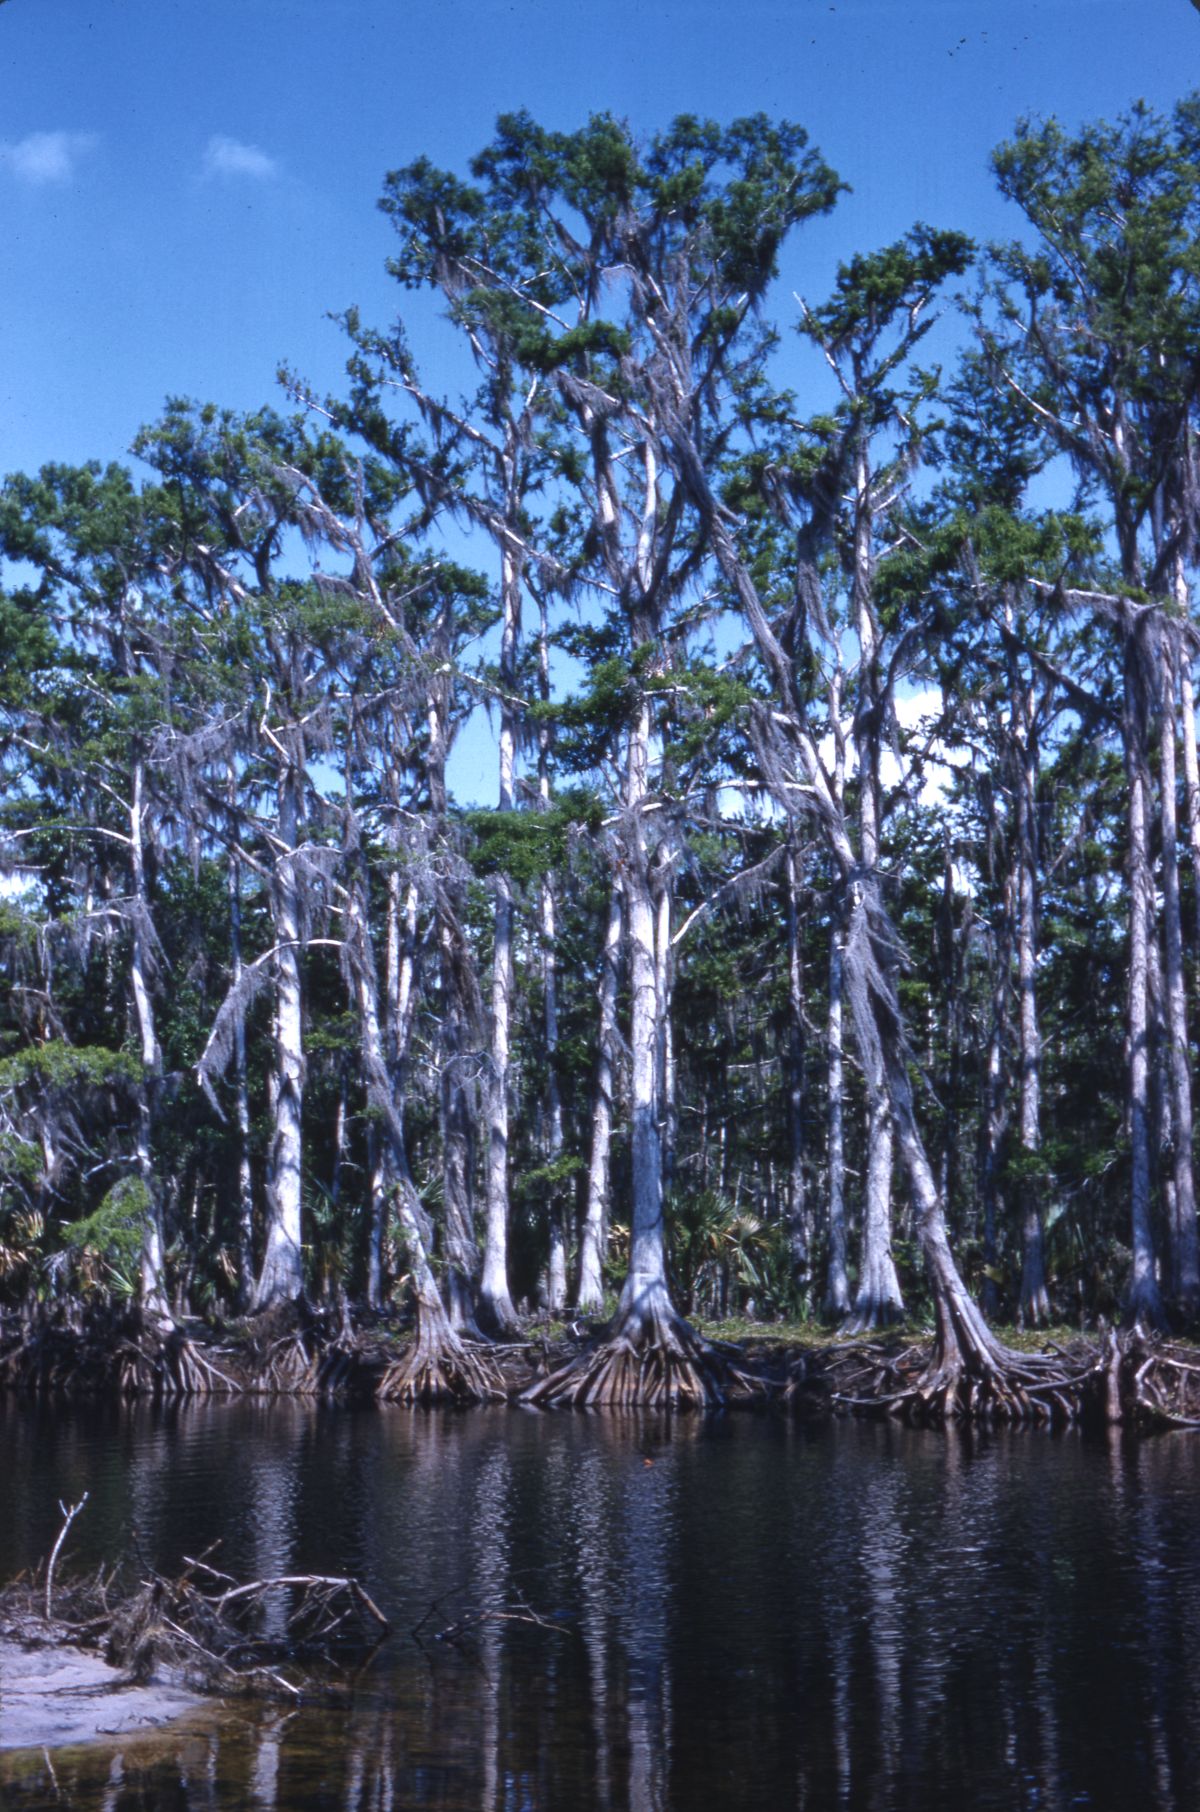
[3, 1, 1200, 1409]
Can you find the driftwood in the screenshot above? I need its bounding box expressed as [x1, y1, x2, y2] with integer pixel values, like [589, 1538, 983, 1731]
[410, 1584, 565, 1658]
[2, 1509, 391, 1702]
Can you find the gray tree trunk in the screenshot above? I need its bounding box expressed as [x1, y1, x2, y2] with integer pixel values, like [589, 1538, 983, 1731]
[348, 865, 445, 1316]
[577, 881, 622, 1313]
[847, 443, 903, 1330]
[536, 602, 569, 1314]
[542, 872, 569, 1313]
[427, 683, 482, 1332]
[1014, 678, 1050, 1327]
[978, 875, 1013, 1321]
[1177, 651, 1200, 957]
[784, 843, 810, 1294]
[619, 691, 670, 1327]
[824, 921, 851, 1316]
[479, 527, 522, 1335]
[129, 760, 170, 1321]
[227, 802, 255, 1310]
[252, 762, 307, 1310]
[653, 854, 677, 1198]
[1123, 611, 1166, 1326]
[1159, 627, 1200, 1312]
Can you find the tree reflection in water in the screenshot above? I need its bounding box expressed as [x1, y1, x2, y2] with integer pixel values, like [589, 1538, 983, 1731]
[5, 1407, 1200, 1810]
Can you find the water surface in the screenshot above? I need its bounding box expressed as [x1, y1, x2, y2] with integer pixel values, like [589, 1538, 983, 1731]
[2, 1399, 1198, 1810]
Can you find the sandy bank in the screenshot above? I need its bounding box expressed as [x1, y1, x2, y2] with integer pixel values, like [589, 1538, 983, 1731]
[0, 1637, 204, 1752]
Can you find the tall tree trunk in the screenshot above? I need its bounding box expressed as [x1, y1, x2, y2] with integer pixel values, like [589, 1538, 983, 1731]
[367, 870, 419, 1310]
[1159, 627, 1200, 1313]
[847, 440, 903, 1330]
[784, 842, 810, 1296]
[426, 681, 482, 1333]
[824, 915, 851, 1316]
[979, 876, 1013, 1321]
[542, 871, 569, 1312]
[227, 809, 255, 1311]
[653, 852, 677, 1198]
[129, 759, 170, 1321]
[346, 856, 449, 1337]
[577, 880, 622, 1313]
[1123, 610, 1166, 1326]
[1014, 688, 1050, 1327]
[711, 509, 1009, 1381]
[537, 602, 568, 1313]
[620, 696, 668, 1326]
[252, 763, 307, 1310]
[479, 524, 522, 1335]
[847, 876, 1010, 1381]
[1177, 652, 1200, 957]
[440, 922, 481, 1334]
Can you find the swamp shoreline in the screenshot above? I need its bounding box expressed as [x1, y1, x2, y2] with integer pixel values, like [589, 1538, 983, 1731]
[3, 1299, 1200, 1428]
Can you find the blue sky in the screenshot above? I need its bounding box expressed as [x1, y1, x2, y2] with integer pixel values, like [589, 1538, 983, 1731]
[2, 0, 1198, 800]
[3, 0, 1198, 481]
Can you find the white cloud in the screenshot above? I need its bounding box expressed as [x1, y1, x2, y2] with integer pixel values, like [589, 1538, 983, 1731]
[202, 135, 279, 181]
[0, 130, 97, 185]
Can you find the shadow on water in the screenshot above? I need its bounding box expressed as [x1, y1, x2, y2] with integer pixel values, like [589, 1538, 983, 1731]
[3, 1398, 1200, 1809]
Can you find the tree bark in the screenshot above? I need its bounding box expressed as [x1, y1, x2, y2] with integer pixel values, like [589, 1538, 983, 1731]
[824, 917, 851, 1316]
[227, 792, 255, 1311]
[620, 695, 669, 1326]
[1123, 610, 1166, 1326]
[129, 759, 170, 1322]
[542, 871, 569, 1313]
[479, 525, 522, 1336]
[1159, 626, 1200, 1312]
[846, 439, 903, 1330]
[577, 880, 622, 1313]
[252, 761, 306, 1310]
[784, 843, 810, 1296]
[1013, 667, 1050, 1327]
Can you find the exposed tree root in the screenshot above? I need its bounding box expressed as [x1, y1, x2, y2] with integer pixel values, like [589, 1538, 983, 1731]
[235, 1297, 375, 1398]
[814, 1322, 1200, 1429]
[523, 1288, 761, 1410]
[0, 1303, 239, 1400]
[377, 1301, 506, 1405]
[116, 1316, 240, 1399]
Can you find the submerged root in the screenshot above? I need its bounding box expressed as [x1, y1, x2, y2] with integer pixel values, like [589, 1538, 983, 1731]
[523, 1291, 756, 1411]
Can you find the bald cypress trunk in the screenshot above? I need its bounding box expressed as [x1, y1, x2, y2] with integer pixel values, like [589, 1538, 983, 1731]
[784, 844, 810, 1295]
[129, 759, 170, 1322]
[252, 761, 306, 1311]
[979, 874, 1014, 1321]
[621, 696, 668, 1323]
[1123, 610, 1166, 1326]
[542, 871, 569, 1313]
[824, 919, 851, 1317]
[426, 684, 481, 1333]
[577, 881, 622, 1314]
[227, 793, 255, 1311]
[1159, 627, 1200, 1313]
[1013, 664, 1050, 1328]
[479, 521, 521, 1334]
[847, 440, 903, 1331]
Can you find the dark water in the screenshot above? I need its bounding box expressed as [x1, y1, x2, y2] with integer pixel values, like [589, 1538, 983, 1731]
[2, 1400, 1200, 1810]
